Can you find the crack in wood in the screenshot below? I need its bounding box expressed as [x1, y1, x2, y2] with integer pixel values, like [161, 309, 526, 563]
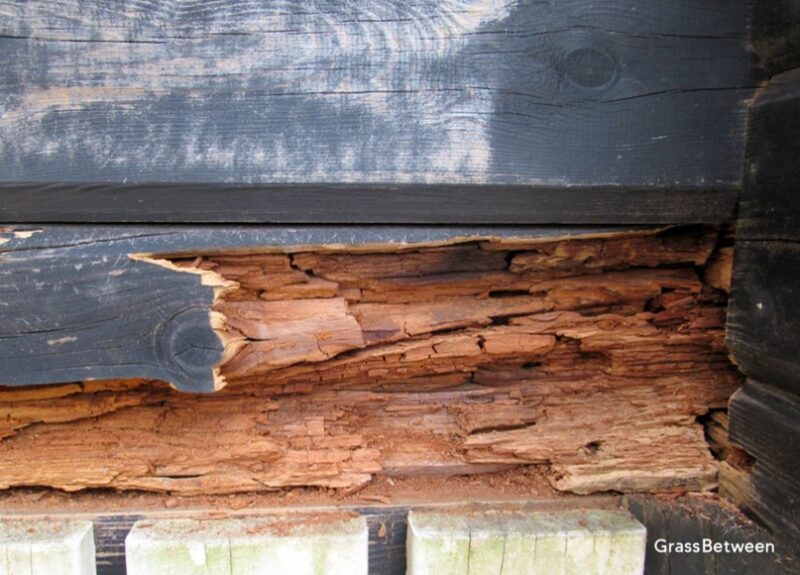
[0, 225, 742, 496]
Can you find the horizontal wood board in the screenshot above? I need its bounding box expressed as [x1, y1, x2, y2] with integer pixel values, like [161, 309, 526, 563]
[726, 240, 800, 393]
[739, 67, 800, 242]
[0, 0, 753, 223]
[729, 380, 800, 549]
[0, 224, 643, 392]
[624, 495, 799, 574]
[0, 496, 790, 575]
[0, 185, 739, 224]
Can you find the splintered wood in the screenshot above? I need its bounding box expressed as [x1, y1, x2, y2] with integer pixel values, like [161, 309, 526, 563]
[0, 227, 741, 496]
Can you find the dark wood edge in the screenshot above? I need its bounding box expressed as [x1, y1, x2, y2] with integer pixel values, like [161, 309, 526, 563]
[0, 185, 738, 224]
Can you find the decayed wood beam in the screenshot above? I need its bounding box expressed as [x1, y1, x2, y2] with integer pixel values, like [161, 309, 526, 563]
[0, 225, 694, 391]
[0, 226, 742, 495]
[0, 0, 753, 223]
[0, 225, 647, 392]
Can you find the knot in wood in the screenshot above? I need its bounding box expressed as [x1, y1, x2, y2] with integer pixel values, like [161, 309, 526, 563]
[564, 47, 618, 89]
[156, 306, 223, 392]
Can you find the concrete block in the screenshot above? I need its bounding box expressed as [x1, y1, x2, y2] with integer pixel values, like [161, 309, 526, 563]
[0, 519, 95, 575]
[407, 508, 646, 575]
[125, 514, 368, 575]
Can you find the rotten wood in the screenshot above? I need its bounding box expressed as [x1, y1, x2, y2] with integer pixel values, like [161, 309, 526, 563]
[1, 225, 640, 392]
[0, 227, 742, 496]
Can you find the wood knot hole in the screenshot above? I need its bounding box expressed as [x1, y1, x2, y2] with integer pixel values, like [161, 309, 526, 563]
[565, 48, 617, 89]
[156, 306, 223, 385]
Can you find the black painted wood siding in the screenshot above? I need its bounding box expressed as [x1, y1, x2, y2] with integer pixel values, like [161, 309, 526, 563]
[725, 0, 800, 555]
[0, 0, 752, 223]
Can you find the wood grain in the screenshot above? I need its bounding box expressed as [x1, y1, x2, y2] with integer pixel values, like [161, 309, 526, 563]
[0, 185, 739, 224]
[752, 0, 800, 76]
[0, 496, 789, 575]
[739, 68, 800, 242]
[624, 495, 799, 574]
[729, 380, 800, 550]
[0, 499, 621, 575]
[0, 227, 742, 495]
[0, 0, 753, 222]
[726, 240, 800, 394]
[0, 224, 649, 392]
[727, 69, 800, 393]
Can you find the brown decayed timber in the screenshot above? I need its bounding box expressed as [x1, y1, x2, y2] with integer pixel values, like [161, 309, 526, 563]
[0, 227, 741, 495]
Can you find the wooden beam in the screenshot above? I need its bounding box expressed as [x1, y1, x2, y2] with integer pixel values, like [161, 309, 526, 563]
[624, 495, 799, 574]
[0, 0, 753, 223]
[0, 185, 739, 225]
[752, 0, 800, 76]
[0, 224, 644, 392]
[739, 68, 800, 242]
[0, 226, 741, 495]
[729, 380, 800, 549]
[726, 240, 800, 393]
[0, 496, 791, 575]
[728, 69, 800, 391]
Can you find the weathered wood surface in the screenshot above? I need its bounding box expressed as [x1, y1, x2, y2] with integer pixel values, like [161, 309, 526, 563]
[738, 68, 800, 242]
[752, 0, 800, 76]
[726, 241, 800, 394]
[0, 496, 789, 575]
[2, 498, 620, 575]
[0, 227, 741, 494]
[0, 224, 643, 392]
[624, 495, 799, 575]
[728, 69, 800, 392]
[5, 507, 407, 575]
[0, 0, 753, 223]
[729, 380, 800, 548]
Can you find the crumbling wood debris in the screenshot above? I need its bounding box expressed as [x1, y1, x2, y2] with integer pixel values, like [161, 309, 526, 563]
[0, 227, 741, 495]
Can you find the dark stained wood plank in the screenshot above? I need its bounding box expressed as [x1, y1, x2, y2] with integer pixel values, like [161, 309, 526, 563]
[0, 185, 739, 224]
[727, 41, 800, 556]
[729, 380, 800, 550]
[624, 495, 800, 574]
[92, 515, 143, 575]
[0, 0, 753, 223]
[730, 381, 800, 483]
[752, 0, 800, 76]
[0, 237, 221, 393]
[663, 505, 715, 575]
[624, 497, 670, 575]
[0, 224, 639, 392]
[726, 241, 800, 393]
[739, 68, 800, 242]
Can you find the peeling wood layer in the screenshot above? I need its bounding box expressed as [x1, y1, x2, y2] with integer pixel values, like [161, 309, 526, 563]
[0, 226, 741, 495]
[0, 225, 661, 392]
